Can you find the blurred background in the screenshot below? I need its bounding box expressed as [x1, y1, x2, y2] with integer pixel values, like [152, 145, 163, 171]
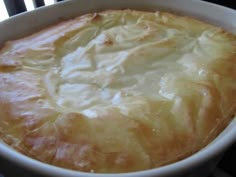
[0, 0, 58, 21]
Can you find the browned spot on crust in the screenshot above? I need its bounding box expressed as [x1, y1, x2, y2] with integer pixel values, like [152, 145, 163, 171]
[104, 39, 113, 45]
[92, 13, 102, 21]
[0, 57, 22, 71]
[97, 34, 113, 46]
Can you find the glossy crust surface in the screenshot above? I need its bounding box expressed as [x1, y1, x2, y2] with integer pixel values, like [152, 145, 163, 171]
[0, 10, 236, 173]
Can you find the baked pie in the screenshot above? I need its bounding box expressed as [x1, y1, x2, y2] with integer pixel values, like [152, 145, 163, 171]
[0, 9, 235, 173]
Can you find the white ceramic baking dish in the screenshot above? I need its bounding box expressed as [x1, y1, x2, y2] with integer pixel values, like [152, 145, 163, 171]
[0, 0, 235, 177]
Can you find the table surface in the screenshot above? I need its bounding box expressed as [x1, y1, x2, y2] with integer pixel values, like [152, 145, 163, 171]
[0, 0, 235, 177]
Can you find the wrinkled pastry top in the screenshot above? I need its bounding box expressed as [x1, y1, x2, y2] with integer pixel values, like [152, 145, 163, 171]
[0, 10, 236, 173]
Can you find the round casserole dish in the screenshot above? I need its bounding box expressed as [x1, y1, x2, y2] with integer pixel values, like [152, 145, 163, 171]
[0, 0, 236, 177]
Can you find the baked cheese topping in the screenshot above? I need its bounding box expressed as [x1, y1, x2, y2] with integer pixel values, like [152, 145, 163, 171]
[0, 10, 235, 173]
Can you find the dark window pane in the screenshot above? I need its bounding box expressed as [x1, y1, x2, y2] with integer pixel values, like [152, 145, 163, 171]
[33, 0, 45, 8]
[3, 0, 26, 16]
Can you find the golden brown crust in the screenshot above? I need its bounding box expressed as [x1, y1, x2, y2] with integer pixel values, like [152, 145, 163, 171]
[0, 9, 236, 173]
